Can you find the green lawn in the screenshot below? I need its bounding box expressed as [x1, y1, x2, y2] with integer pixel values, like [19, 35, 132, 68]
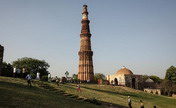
[55, 83, 176, 108]
[0, 77, 101, 108]
[1, 77, 176, 108]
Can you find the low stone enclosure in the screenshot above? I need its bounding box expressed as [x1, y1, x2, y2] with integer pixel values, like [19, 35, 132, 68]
[172, 94, 176, 98]
[144, 88, 161, 95]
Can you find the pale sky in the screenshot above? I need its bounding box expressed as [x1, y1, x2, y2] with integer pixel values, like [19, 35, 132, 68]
[0, 0, 176, 78]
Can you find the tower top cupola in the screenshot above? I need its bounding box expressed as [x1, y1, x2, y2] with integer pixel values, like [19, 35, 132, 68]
[82, 5, 89, 20]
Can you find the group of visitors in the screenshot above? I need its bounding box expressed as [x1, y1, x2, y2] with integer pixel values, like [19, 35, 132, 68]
[13, 67, 27, 78]
[13, 67, 32, 87]
[128, 96, 156, 108]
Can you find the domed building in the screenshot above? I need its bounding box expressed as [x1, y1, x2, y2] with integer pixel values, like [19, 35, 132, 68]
[144, 78, 155, 88]
[107, 66, 143, 90]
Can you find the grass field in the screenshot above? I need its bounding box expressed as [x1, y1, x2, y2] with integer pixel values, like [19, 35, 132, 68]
[54, 83, 176, 108]
[0, 77, 101, 108]
[0, 76, 176, 108]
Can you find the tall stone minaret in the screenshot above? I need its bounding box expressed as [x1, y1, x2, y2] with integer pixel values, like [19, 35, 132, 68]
[78, 5, 94, 82]
[0, 45, 4, 75]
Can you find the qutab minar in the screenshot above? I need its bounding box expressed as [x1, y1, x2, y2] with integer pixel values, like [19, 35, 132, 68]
[78, 5, 94, 82]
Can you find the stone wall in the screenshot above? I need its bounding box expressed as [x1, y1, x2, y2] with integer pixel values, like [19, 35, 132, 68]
[125, 74, 143, 90]
[107, 74, 126, 85]
[172, 94, 176, 98]
[0, 45, 4, 75]
[144, 88, 161, 95]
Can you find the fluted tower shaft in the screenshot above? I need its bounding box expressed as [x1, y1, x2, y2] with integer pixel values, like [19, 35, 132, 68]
[78, 5, 94, 82]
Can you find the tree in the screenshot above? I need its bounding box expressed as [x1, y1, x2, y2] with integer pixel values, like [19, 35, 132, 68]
[165, 66, 176, 84]
[94, 73, 106, 82]
[12, 57, 50, 77]
[142, 75, 162, 84]
[72, 74, 78, 82]
[1, 62, 13, 77]
[65, 71, 69, 78]
[41, 75, 48, 81]
[149, 75, 162, 84]
[142, 75, 149, 81]
[164, 66, 176, 96]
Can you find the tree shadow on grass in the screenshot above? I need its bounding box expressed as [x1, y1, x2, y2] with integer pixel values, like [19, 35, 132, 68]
[66, 84, 140, 98]
[0, 81, 43, 108]
[0, 81, 39, 91]
[61, 84, 129, 108]
[99, 100, 129, 108]
[84, 86, 139, 97]
[60, 84, 77, 90]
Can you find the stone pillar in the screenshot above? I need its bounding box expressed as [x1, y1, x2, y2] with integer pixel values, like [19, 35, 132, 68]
[13, 67, 16, 77]
[36, 72, 40, 80]
[78, 5, 94, 82]
[0, 45, 4, 76]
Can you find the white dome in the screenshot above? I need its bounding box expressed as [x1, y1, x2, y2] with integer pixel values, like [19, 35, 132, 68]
[145, 78, 154, 83]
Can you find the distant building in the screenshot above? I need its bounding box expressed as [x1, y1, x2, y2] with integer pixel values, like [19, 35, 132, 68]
[0, 45, 4, 75]
[107, 66, 143, 90]
[144, 78, 155, 88]
[144, 78, 162, 95]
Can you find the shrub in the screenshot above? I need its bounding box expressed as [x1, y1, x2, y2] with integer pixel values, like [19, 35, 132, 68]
[90, 97, 101, 105]
[41, 75, 48, 81]
[30, 72, 36, 79]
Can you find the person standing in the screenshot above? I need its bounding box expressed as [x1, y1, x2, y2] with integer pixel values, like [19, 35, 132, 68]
[13, 67, 16, 77]
[140, 100, 144, 108]
[16, 68, 21, 78]
[77, 84, 81, 92]
[128, 96, 132, 108]
[26, 73, 32, 87]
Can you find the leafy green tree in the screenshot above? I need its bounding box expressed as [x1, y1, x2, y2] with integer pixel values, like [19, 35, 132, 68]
[142, 75, 162, 84]
[150, 75, 162, 84]
[165, 66, 176, 84]
[12, 57, 50, 77]
[163, 66, 176, 96]
[41, 75, 48, 81]
[142, 75, 149, 81]
[65, 71, 69, 78]
[72, 74, 78, 81]
[1, 62, 13, 77]
[94, 73, 106, 82]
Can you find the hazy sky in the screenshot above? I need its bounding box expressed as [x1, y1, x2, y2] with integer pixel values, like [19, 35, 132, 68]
[0, 0, 176, 78]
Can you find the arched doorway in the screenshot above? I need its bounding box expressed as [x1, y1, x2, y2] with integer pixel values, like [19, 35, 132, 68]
[132, 78, 135, 89]
[114, 78, 118, 85]
[111, 80, 114, 84]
